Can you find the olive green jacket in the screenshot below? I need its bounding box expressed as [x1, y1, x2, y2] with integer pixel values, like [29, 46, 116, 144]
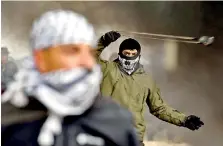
[96, 39, 187, 141]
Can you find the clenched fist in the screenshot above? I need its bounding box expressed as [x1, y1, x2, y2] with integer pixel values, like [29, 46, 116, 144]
[101, 31, 121, 47]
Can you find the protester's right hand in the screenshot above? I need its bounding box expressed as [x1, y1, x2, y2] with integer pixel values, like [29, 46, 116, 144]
[101, 31, 121, 47]
[104, 31, 121, 42]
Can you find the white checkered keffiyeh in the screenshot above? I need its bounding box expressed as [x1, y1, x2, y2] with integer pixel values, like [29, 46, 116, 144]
[2, 10, 102, 146]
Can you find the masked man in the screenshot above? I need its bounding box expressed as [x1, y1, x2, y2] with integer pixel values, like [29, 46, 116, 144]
[96, 31, 204, 146]
[1, 47, 18, 92]
[1, 11, 139, 146]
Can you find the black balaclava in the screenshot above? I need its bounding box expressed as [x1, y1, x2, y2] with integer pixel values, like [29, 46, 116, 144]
[118, 38, 141, 75]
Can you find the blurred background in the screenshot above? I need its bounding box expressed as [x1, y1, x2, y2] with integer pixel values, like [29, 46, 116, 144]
[1, 1, 223, 146]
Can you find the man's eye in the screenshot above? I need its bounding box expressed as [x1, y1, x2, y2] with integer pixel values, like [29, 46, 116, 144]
[64, 47, 80, 54]
[72, 47, 80, 53]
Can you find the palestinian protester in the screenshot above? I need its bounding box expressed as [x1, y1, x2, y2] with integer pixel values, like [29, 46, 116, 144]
[1, 11, 139, 146]
[1, 47, 18, 92]
[96, 31, 204, 146]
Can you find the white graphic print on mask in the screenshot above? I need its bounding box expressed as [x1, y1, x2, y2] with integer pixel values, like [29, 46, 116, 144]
[118, 55, 139, 75]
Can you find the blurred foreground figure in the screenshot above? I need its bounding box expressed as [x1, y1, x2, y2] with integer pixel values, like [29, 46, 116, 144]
[1, 11, 139, 146]
[96, 31, 204, 146]
[1, 47, 18, 92]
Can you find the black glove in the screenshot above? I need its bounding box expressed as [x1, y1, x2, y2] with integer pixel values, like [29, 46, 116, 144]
[101, 31, 121, 47]
[184, 115, 204, 131]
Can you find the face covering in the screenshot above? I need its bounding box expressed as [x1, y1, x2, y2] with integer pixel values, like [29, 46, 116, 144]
[118, 55, 140, 75]
[2, 56, 102, 146]
[40, 65, 102, 107]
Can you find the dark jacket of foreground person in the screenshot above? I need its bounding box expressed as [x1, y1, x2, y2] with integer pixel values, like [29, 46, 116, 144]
[2, 95, 139, 146]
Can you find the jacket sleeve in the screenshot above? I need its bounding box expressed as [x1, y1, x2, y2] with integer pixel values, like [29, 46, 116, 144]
[146, 80, 187, 126]
[95, 36, 110, 73]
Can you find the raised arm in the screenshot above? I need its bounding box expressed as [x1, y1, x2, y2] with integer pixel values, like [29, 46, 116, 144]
[146, 79, 204, 131]
[95, 31, 121, 72]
